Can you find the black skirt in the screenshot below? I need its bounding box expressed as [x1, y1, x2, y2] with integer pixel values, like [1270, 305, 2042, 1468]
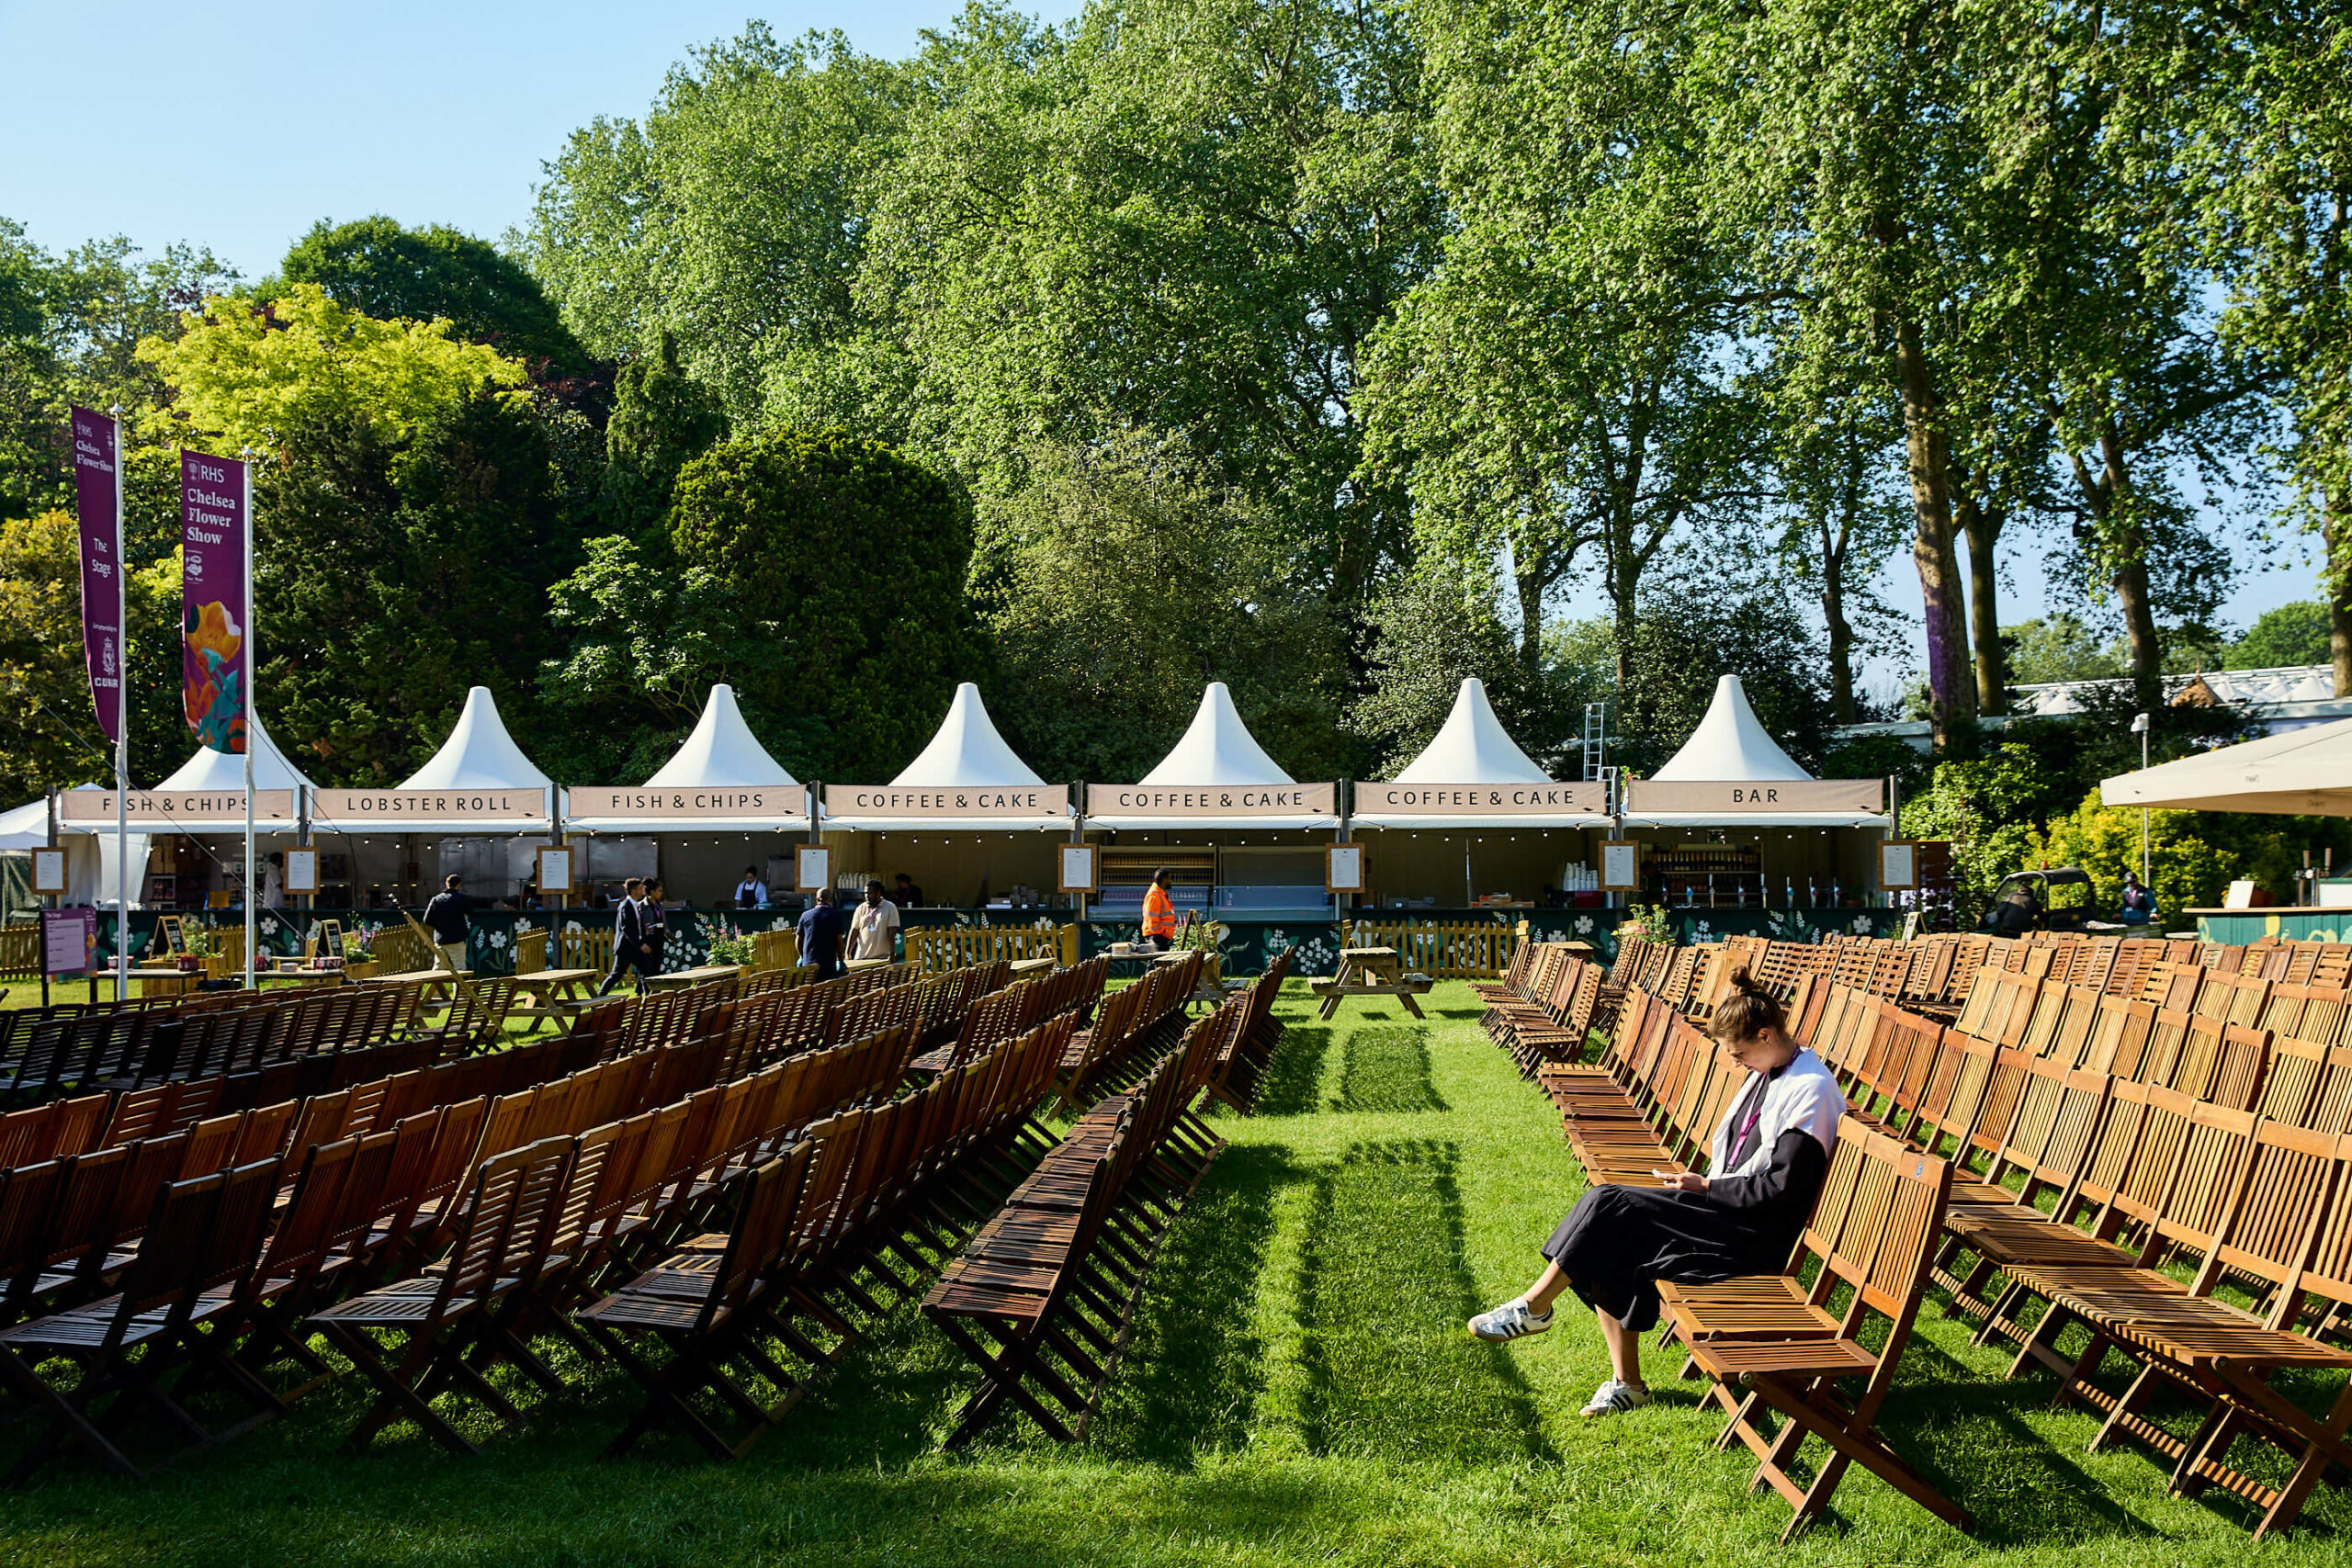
[1540, 1183, 1795, 1334]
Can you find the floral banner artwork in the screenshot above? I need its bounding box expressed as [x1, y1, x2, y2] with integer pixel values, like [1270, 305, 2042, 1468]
[179, 449, 248, 754]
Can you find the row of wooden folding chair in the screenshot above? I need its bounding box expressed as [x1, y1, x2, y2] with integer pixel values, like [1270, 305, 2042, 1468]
[924, 998, 1234, 1445]
[1200, 953, 1295, 1113]
[1057, 955, 1205, 1109]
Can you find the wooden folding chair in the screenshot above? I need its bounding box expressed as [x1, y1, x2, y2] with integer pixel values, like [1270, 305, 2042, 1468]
[1662, 1119, 1965, 1540]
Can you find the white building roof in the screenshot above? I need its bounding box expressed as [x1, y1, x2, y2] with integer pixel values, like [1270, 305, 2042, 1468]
[401, 686, 552, 791]
[644, 685, 797, 787]
[826, 682, 1059, 831]
[2102, 712, 2352, 817]
[1650, 675, 1812, 782]
[1140, 682, 1294, 786]
[156, 712, 318, 793]
[2021, 663, 2339, 717]
[1392, 679, 1552, 784]
[891, 683, 1044, 787]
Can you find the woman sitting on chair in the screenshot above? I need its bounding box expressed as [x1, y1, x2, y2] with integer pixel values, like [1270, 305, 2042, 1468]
[1467, 966, 1845, 1417]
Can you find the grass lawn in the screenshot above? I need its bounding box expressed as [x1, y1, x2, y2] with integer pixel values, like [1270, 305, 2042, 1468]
[5, 979, 2346, 1566]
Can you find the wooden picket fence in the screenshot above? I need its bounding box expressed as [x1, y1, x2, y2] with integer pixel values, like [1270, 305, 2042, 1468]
[907, 923, 1078, 976]
[1342, 919, 1524, 979]
[0, 921, 36, 977]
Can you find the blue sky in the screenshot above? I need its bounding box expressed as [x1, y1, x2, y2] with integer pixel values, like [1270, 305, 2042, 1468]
[1, 1, 2315, 682]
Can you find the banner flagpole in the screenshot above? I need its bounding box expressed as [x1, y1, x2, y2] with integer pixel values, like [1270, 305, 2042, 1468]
[111, 409, 128, 998]
[242, 453, 255, 992]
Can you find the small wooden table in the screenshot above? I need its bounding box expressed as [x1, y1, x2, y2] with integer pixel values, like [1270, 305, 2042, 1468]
[1311, 945, 1430, 1020]
[129, 965, 200, 998]
[845, 957, 895, 972]
[370, 967, 471, 1005]
[1009, 956, 1059, 976]
[641, 963, 742, 992]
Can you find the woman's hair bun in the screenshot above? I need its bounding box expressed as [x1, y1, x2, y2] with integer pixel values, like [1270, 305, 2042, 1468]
[1727, 964, 1764, 996]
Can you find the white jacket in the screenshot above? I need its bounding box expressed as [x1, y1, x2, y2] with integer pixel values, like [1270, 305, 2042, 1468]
[1708, 1048, 1846, 1180]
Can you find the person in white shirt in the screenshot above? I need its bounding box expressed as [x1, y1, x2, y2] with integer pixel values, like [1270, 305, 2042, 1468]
[847, 879, 900, 963]
[733, 865, 769, 908]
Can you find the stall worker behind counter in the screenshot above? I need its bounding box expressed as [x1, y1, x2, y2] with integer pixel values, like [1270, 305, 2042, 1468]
[1140, 867, 1178, 953]
[734, 864, 770, 908]
[893, 872, 923, 908]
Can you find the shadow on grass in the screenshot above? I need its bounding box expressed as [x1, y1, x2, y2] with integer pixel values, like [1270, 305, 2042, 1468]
[1253, 1025, 1331, 1118]
[1330, 1027, 1446, 1114]
[1089, 1143, 1295, 1465]
[1295, 1139, 1554, 1465]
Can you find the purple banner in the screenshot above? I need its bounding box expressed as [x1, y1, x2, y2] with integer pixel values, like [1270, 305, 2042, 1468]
[179, 449, 248, 754]
[70, 408, 123, 743]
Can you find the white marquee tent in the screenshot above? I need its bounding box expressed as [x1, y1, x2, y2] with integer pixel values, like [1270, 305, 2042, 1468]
[1621, 675, 1888, 829]
[824, 682, 1065, 832]
[2100, 715, 2352, 817]
[563, 684, 804, 833]
[1087, 682, 1331, 829]
[1352, 678, 1608, 829]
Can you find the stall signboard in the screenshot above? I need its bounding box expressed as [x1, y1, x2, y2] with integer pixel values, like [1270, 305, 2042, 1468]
[1879, 840, 1918, 890]
[1084, 783, 1337, 818]
[1327, 843, 1366, 893]
[1600, 840, 1641, 890]
[283, 847, 319, 895]
[537, 847, 573, 894]
[30, 847, 66, 895]
[309, 788, 546, 825]
[568, 785, 808, 821]
[825, 784, 1068, 822]
[61, 789, 297, 827]
[1622, 779, 1884, 815]
[796, 846, 832, 893]
[1355, 782, 1607, 817]
[1057, 842, 1098, 895]
[42, 908, 94, 976]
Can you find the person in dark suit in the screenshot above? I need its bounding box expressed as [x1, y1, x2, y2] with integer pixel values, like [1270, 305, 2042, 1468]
[596, 876, 656, 996]
[796, 886, 846, 980]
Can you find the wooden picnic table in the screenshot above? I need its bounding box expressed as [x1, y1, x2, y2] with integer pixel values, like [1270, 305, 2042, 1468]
[368, 966, 470, 1003]
[128, 965, 199, 998]
[640, 963, 741, 992]
[1009, 956, 1059, 976]
[844, 956, 895, 971]
[1311, 944, 1430, 1021]
[510, 965, 599, 1029]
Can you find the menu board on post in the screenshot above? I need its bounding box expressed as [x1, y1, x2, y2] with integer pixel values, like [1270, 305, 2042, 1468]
[1327, 843, 1366, 893]
[796, 846, 832, 894]
[1879, 840, 1918, 890]
[1600, 840, 1641, 891]
[537, 847, 573, 894]
[283, 847, 319, 895]
[30, 847, 66, 895]
[1057, 842, 1098, 894]
[42, 908, 94, 977]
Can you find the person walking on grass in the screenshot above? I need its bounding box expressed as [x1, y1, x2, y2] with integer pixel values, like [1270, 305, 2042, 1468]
[797, 886, 846, 980]
[1466, 967, 1845, 1417]
[848, 879, 900, 964]
[1140, 867, 1178, 953]
[423, 873, 472, 973]
[595, 876, 656, 996]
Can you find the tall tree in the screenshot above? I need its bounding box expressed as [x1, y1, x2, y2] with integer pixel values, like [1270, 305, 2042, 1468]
[280, 216, 590, 380]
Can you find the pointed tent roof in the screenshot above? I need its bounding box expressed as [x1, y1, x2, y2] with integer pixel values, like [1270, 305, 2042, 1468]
[824, 683, 1063, 830]
[1392, 679, 1551, 784]
[401, 686, 552, 791]
[156, 713, 318, 793]
[1139, 682, 1294, 786]
[645, 685, 797, 787]
[1352, 679, 1608, 829]
[1623, 673, 1886, 828]
[891, 683, 1045, 787]
[1650, 675, 1812, 782]
[2102, 713, 2352, 816]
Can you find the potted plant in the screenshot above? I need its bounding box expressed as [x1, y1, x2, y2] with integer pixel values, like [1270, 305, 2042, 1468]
[176, 925, 212, 973]
[707, 924, 755, 967]
[1616, 903, 1675, 946]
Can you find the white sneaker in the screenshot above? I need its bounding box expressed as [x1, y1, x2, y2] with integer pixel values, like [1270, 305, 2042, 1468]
[1467, 1297, 1553, 1342]
[1580, 1378, 1653, 1417]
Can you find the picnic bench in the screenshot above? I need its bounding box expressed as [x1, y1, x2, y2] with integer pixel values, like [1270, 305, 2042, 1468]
[1308, 945, 1431, 1020]
[641, 964, 741, 993]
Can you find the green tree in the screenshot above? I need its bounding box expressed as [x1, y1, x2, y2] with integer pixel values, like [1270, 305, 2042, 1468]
[2005, 615, 2124, 686]
[868, 0, 1441, 626]
[598, 332, 726, 538]
[281, 216, 589, 378]
[2227, 602, 2335, 670]
[526, 25, 909, 431]
[1612, 584, 1835, 776]
[1349, 563, 1550, 778]
[139, 284, 529, 454]
[979, 430, 1345, 782]
[2032, 791, 2343, 916]
[666, 428, 979, 780]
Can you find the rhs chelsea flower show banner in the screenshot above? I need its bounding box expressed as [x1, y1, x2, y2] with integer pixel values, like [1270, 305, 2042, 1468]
[179, 449, 249, 754]
[71, 408, 123, 742]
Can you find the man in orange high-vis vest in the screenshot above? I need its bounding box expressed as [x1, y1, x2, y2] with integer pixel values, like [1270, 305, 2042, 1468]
[1141, 867, 1179, 951]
